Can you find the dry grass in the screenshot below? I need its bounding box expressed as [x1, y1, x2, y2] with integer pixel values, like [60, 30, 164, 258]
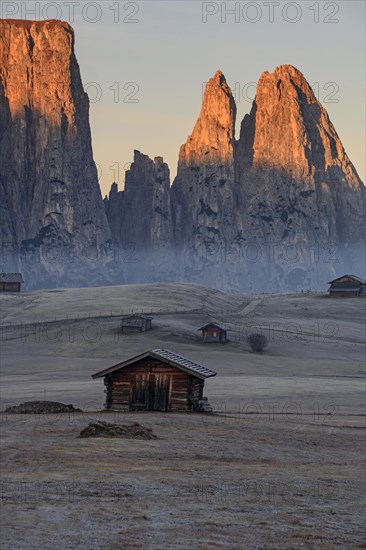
[1, 285, 365, 549]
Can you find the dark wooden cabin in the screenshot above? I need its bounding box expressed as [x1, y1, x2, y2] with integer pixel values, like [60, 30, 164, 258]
[0, 273, 24, 292]
[198, 322, 228, 343]
[120, 314, 152, 333]
[328, 275, 366, 297]
[92, 348, 217, 412]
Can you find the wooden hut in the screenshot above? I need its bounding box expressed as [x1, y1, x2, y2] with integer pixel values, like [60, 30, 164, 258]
[328, 275, 366, 297]
[120, 314, 152, 333]
[92, 348, 217, 412]
[0, 273, 24, 292]
[198, 322, 228, 343]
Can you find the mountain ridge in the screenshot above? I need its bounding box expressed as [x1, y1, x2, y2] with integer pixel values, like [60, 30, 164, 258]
[106, 63, 364, 291]
[0, 19, 364, 290]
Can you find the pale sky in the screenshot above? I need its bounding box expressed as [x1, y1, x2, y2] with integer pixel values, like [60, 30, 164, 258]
[16, 1, 366, 195]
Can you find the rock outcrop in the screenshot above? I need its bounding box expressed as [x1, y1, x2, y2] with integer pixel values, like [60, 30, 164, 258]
[0, 19, 111, 288]
[1, 20, 363, 292]
[168, 65, 365, 291]
[171, 71, 238, 285]
[104, 150, 174, 281]
[172, 70, 237, 240]
[234, 64, 365, 289]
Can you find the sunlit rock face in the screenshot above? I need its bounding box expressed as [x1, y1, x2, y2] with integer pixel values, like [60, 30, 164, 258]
[239, 65, 362, 187]
[165, 65, 364, 291]
[1, 19, 363, 292]
[0, 19, 111, 288]
[171, 71, 239, 286]
[177, 70, 236, 166]
[234, 65, 365, 290]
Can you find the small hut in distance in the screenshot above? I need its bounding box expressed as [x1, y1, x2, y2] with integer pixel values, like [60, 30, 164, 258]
[0, 273, 24, 292]
[121, 314, 153, 333]
[328, 275, 366, 297]
[198, 322, 228, 343]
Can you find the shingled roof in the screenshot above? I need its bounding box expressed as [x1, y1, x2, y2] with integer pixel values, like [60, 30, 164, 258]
[198, 322, 228, 332]
[121, 314, 153, 321]
[92, 348, 217, 380]
[328, 274, 366, 285]
[0, 273, 24, 283]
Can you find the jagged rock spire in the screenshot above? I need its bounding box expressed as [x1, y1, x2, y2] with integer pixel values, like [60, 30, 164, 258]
[178, 70, 237, 166]
[238, 64, 362, 190]
[172, 71, 237, 257]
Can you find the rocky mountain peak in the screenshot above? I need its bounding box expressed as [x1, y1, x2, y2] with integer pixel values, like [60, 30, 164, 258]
[178, 70, 236, 166]
[238, 64, 363, 192]
[171, 71, 238, 258]
[258, 64, 317, 107]
[0, 19, 111, 287]
[1, 20, 364, 291]
[2, 18, 72, 29]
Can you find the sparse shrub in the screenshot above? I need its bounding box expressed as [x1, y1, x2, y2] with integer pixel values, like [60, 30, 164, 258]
[247, 332, 268, 352]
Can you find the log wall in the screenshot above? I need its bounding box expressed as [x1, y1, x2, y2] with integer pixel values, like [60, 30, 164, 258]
[103, 358, 205, 411]
[0, 283, 21, 292]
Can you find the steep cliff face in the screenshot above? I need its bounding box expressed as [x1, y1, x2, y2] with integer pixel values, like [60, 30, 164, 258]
[234, 64, 365, 289]
[0, 19, 111, 288]
[178, 70, 236, 166]
[238, 65, 362, 187]
[1, 20, 364, 292]
[171, 71, 238, 283]
[104, 150, 174, 281]
[169, 65, 364, 290]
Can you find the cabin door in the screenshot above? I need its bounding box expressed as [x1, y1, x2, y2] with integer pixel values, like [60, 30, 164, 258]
[130, 374, 171, 411]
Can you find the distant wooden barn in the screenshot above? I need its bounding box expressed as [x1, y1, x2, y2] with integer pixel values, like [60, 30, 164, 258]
[328, 275, 366, 298]
[120, 314, 152, 333]
[198, 322, 228, 343]
[92, 348, 217, 412]
[0, 273, 24, 292]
